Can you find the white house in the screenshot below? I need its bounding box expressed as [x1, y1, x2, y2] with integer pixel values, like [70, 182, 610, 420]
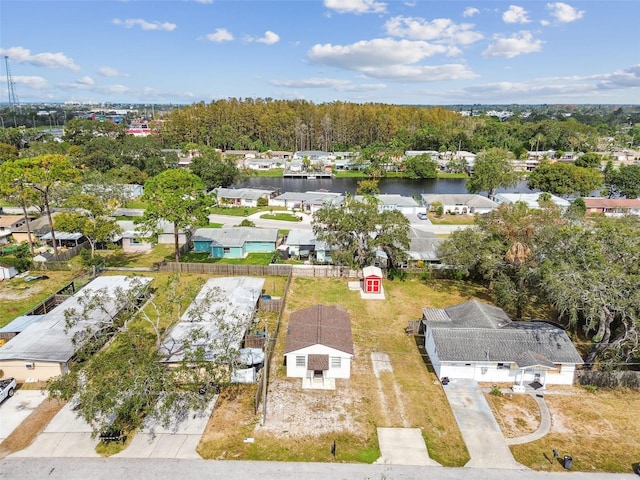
[214, 187, 277, 208]
[422, 300, 583, 390]
[493, 193, 570, 210]
[284, 304, 354, 389]
[421, 194, 498, 215]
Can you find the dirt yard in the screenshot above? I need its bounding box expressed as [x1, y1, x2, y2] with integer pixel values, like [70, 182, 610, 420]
[484, 391, 541, 437]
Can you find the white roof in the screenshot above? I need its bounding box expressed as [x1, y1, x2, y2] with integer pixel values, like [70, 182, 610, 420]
[493, 193, 570, 208]
[0, 276, 152, 363]
[160, 277, 265, 363]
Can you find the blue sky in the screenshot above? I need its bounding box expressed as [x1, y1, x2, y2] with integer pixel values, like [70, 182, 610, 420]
[1, 0, 639, 105]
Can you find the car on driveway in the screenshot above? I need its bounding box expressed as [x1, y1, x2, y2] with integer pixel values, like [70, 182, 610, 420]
[417, 212, 428, 220]
[0, 377, 16, 403]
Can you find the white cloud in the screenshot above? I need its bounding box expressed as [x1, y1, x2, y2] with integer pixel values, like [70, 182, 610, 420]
[502, 5, 530, 24]
[546, 2, 585, 23]
[385, 16, 483, 45]
[323, 0, 386, 14]
[308, 38, 476, 82]
[206, 28, 234, 42]
[463, 7, 479, 18]
[270, 77, 386, 92]
[596, 64, 640, 90]
[0, 46, 80, 71]
[76, 76, 95, 86]
[96, 66, 127, 77]
[256, 31, 280, 45]
[461, 81, 593, 99]
[112, 18, 177, 31]
[359, 64, 477, 82]
[482, 31, 543, 58]
[13, 76, 48, 90]
[309, 38, 452, 69]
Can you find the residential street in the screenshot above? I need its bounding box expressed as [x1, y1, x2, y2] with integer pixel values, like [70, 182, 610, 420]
[1, 457, 638, 480]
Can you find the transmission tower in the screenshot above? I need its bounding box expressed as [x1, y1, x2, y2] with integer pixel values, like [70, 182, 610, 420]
[4, 56, 21, 113]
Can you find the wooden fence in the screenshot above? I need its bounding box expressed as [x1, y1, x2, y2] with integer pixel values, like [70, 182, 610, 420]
[157, 262, 369, 279]
[157, 262, 293, 276]
[254, 269, 293, 418]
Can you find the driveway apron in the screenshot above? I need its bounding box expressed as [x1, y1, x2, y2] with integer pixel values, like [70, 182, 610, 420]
[442, 378, 523, 469]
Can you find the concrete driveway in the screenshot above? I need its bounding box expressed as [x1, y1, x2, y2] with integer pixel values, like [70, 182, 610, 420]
[375, 427, 441, 466]
[10, 402, 100, 458]
[442, 378, 523, 469]
[0, 389, 48, 442]
[114, 397, 217, 459]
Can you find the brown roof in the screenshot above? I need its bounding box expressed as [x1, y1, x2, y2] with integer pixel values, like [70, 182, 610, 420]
[284, 304, 354, 355]
[583, 197, 640, 208]
[0, 215, 25, 228]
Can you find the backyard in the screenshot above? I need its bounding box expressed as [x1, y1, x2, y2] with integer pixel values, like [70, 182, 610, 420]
[198, 276, 486, 466]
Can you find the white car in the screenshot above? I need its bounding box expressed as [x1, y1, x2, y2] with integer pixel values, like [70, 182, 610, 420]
[0, 377, 16, 403]
[417, 212, 428, 220]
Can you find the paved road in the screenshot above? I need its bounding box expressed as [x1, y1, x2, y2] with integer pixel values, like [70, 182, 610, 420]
[1, 457, 637, 480]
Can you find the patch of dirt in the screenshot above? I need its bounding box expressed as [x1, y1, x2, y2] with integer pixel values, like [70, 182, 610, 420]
[255, 376, 363, 439]
[486, 393, 540, 438]
[0, 284, 44, 301]
[0, 398, 65, 457]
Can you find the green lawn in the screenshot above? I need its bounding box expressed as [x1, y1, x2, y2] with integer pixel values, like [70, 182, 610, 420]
[0, 270, 85, 327]
[259, 212, 301, 222]
[253, 168, 284, 177]
[428, 213, 477, 225]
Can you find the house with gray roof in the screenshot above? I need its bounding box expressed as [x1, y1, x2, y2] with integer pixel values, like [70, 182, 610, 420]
[407, 227, 444, 264]
[284, 304, 354, 389]
[354, 194, 421, 215]
[0, 275, 152, 382]
[192, 227, 278, 259]
[493, 193, 570, 210]
[214, 187, 278, 208]
[421, 194, 498, 215]
[270, 191, 343, 212]
[422, 300, 583, 389]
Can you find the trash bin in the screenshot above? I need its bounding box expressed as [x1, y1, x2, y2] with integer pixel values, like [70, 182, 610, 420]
[563, 455, 573, 470]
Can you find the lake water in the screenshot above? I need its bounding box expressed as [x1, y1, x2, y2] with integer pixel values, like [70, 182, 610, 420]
[238, 176, 533, 196]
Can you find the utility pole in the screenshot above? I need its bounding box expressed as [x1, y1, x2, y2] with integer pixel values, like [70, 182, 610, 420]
[4, 56, 21, 113]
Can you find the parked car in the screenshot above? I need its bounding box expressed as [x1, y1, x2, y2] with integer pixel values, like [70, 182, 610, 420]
[417, 212, 428, 220]
[0, 377, 17, 403]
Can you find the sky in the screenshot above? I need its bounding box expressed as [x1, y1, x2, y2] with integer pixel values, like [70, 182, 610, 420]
[1, 0, 639, 106]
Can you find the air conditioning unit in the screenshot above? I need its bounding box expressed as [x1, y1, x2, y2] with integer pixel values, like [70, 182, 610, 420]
[25, 362, 35, 369]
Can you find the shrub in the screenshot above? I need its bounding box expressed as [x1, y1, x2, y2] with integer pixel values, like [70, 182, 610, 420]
[489, 385, 503, 397]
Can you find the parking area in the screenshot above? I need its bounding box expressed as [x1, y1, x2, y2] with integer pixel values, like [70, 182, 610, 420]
[8, 394, 217, 459]
[442, 378, 523, 469]
[114, 397, 216, 459]
[0, 389, 48, 442]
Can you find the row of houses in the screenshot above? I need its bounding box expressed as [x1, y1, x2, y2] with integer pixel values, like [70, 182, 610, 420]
[1, 271, 584, 391]
[284, 297, 583, 390]
[184, 148, 640, 174]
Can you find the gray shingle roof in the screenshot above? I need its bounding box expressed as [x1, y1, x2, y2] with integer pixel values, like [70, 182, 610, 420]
[285, 305, 354, 355]
[423, 300, 583, 365]
[429, 322, 583, 364]
[192, 227, 278, 247]
[286, 229, 316, 246]
[215, 187, 275, 200]
[423, 300, 512, 329]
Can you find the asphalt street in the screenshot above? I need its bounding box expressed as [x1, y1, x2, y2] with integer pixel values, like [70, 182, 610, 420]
[1, 457, 638, 480]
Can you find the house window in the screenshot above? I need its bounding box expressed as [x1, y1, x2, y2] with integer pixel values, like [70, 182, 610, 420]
[497, 363, 509, 369]
[130, 238, 142, 245]
[331, 357, 341, 368]
[295, 356, 305, 367]
[223, 247, 231, 254]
